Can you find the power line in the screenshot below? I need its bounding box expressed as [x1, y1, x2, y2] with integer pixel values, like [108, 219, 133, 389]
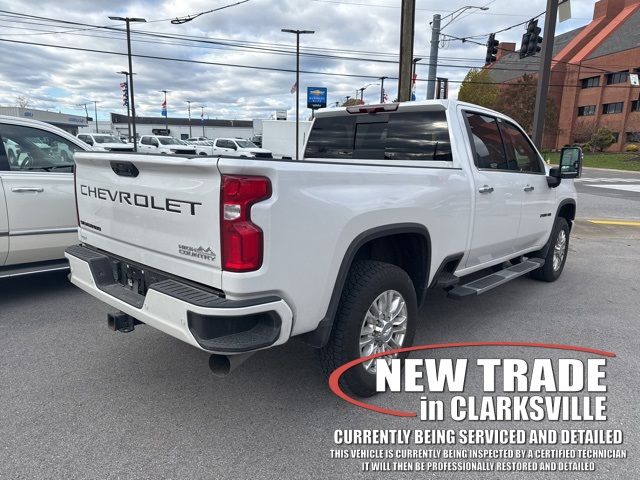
[2, 36, 638, 91]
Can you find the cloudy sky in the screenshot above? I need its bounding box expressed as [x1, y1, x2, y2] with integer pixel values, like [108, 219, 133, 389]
[0, 0, 597, 122]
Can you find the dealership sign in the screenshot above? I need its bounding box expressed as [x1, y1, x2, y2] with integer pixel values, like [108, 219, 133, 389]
[307, 87, 328, 109]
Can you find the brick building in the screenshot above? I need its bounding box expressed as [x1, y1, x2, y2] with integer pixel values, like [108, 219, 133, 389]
[487, 0, 640, 151]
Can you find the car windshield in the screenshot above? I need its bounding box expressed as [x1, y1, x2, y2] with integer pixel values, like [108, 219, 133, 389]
[236, 140, 256, 148]
[93, 135, 123, 144]
[158, 137, 180, 145]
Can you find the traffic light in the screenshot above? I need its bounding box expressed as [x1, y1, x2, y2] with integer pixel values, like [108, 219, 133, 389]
[520, 19, 542, 58]
[120, 81, 129, 107]
[485, 33, 499, 64]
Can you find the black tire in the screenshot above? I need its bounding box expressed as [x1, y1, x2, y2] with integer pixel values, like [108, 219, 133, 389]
[318, 260, 417, 397]
[531, 217, 570, 282]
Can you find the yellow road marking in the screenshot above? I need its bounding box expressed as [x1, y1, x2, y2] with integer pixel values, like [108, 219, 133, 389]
[589, 220, 640, 227]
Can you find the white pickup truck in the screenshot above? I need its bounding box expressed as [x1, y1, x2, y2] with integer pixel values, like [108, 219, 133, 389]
[65, 100, 581, 396]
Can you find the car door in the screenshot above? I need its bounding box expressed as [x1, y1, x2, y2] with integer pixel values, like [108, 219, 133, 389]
[0, 123, 83, 266]
[463, 111, 523, 268]
[498, 119, 556, 251]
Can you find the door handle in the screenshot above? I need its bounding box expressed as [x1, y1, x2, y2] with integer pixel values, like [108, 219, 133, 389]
[478, 185, 494, 194]
[12, 187, 44, 193]
[524, 185, 535, 192]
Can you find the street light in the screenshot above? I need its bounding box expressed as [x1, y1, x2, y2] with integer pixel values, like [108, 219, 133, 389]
[159, 90, 170, 133]
[426, 6, 488, 99]
[358, 83, 379, 103]
[186, 100, 192, 137]
[109, 16, 146, 151]
[281, 28, 314, 160]
[117, 71, 133, 142]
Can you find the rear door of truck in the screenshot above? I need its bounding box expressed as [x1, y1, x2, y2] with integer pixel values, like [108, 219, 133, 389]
[74, 152, 223, 288]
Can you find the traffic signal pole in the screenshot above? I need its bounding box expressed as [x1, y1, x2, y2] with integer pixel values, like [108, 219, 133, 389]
[532, 0, 559, 149]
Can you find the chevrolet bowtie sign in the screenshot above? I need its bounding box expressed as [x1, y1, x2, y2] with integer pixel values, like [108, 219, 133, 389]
[307, 87, 328, 109]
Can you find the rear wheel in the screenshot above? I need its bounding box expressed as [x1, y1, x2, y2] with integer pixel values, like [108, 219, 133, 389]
[531, 217, 570, 282]
[318, 260, 417, 397]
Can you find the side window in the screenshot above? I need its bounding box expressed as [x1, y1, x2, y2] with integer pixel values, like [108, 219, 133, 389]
[0, 124, 80, 172]
[385, 111, 452, 161]
[140, 137, 150, 145]
[464, 112, 509, 170]
[304, 116, 355, 159]
[498, 121, 543, 173]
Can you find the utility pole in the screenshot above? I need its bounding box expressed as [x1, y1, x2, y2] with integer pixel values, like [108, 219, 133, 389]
[412, 57, 422, 100]
[186, 100, 192, 137]
[379, 76, 387, 103]
[532, 0, 559, 149]
[426, 6, 489, 99]
[160, 90, 169, 133]
[91, 101, 99, 133]
[201, 106, 205, 137]
[109, 16, 147, 151]
[398, 0, 416, 102]
[426, 14, 440, 100]
[281, 28, 315, 160]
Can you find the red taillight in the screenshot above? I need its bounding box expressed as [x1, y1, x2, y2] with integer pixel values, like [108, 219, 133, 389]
[220, 175, 271, 272]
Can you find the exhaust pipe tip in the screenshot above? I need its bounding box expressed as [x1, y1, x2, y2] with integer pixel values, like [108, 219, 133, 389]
[208, 353, 255, 377]
[209, 354, 232, 377]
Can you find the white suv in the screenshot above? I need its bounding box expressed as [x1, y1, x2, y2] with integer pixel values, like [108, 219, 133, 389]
[138, 135, 196, 155]
[0, 115, 90, 277]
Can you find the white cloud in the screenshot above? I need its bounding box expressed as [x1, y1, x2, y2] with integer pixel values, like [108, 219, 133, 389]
[0, 0, 596, 121]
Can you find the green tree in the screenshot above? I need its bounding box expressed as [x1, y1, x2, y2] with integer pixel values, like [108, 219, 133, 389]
[493, 74, 559, 135]
[590, 127, 616, 152]
[457, 68, 498, 108]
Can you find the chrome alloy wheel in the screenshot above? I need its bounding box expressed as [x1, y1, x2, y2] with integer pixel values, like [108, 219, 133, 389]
[552, 229, 567, 272]
[359, 290, 408, 374]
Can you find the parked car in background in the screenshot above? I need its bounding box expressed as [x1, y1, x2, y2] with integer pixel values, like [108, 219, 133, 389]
[77, 133, 134, 152]
[137, 135, 196, 155]
[202, 137, 272, 158]
[187, 136, 209, 142]
[0, 115, 90, 278]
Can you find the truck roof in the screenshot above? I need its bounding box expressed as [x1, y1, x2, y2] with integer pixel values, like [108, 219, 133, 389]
[313, 99, 520, 126]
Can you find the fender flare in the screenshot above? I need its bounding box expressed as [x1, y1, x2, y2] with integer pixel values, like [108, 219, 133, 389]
[297, 223, 431, 348]
[532, 199, 576, 259]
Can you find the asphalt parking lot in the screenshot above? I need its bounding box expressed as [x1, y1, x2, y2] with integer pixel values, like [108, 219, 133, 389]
[1, 169, 639, 479]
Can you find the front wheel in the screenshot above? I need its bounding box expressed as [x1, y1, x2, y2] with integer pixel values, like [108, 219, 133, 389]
[531, 217, 570, 282]
[318, 260, 417, 397]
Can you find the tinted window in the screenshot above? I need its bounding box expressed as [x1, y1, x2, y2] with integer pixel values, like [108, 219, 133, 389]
[603, 102, 623, 114]
[354, 121, 387, 159]
[606, 71, 628, 85]
[498, 121, 543, 173]
[581, 76, 600, 88]
[385, 111, 452, 161]
[304, 116, 355, 159]
[140, 137, 151, 145]
[304, 111, 452, 161]
[464, 112, 509, 170]
[0, 124, 81, 172]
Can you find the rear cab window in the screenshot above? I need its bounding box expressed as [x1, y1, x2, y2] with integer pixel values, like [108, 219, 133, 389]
[304, 109, 452, 163]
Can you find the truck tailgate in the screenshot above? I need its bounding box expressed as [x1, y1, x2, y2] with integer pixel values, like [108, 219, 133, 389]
[73, 152, 222, 288]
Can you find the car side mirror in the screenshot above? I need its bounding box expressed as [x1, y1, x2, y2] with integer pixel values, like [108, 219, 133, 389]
[557, 146, 582, 179]
[547, 147, 582, 187]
